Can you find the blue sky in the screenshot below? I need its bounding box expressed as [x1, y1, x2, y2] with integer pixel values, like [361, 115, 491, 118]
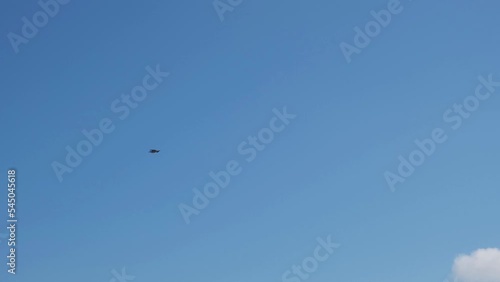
[1, 0, 499, 281]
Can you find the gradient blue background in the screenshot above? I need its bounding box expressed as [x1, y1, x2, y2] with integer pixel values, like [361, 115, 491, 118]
[1, 0, 499, 281]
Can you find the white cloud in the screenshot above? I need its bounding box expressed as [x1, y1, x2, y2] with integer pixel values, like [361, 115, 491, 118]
[452, 248, 500, 282]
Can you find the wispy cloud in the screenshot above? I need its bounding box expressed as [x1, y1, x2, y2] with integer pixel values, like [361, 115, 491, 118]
[451, 248, 500, 282]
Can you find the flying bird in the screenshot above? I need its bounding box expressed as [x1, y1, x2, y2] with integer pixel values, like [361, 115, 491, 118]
[149, 149, 160, 153]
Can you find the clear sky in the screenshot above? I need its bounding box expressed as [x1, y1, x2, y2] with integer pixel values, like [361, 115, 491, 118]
[1, 0, 499, 281]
